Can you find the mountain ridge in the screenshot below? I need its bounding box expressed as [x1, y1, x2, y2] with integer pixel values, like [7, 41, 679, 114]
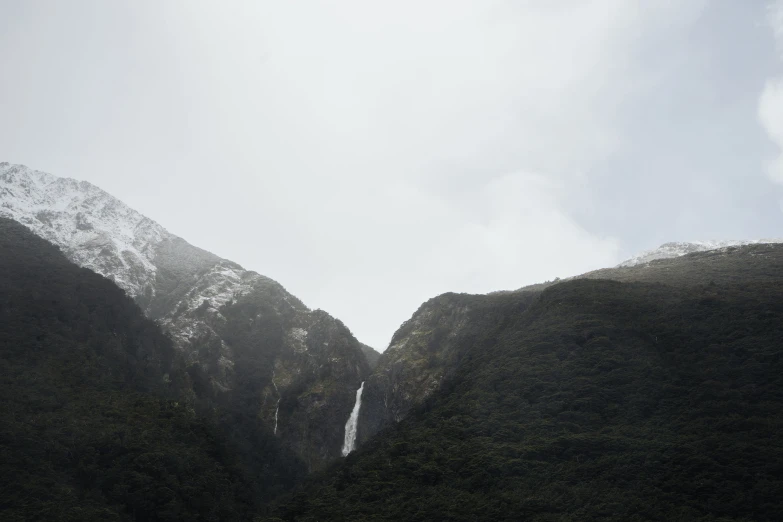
[4, 161, 783, 519]
[357, 241, 783, 447]
[0, 162, 372, 471]
[4, 160, 780, 474]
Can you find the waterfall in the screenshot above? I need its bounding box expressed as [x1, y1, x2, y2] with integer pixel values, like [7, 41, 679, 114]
[272, 375, 280, 435]
[274, 399, 280, 435]
[341, 381, 365, 456]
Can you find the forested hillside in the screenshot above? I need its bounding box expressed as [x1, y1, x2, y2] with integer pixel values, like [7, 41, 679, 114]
[358, 243, 783, 445]
[271, 271, 783, 520]
[4, 211, 782, 521]
[0, 217, 304, 521]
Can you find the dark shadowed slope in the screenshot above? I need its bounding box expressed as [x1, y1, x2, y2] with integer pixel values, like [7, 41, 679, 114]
[0, 217, 304, 521]
[271, 252, 783, 521]
[358, 243, 783, 444]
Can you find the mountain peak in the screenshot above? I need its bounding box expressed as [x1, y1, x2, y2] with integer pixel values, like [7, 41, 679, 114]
[1, 162, 169, 298]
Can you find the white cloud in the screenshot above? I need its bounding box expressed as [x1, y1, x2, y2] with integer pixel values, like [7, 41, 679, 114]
[0, 0, 710, 350]
[221, 0, 705, 349]
[760, 1, 783, 186]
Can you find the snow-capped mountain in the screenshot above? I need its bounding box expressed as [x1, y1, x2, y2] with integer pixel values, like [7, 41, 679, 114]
[0, 162, 261, 355]
[0, 162, 370, 470]
[0, 163, 165, 298]
[618, 239, 783, 267]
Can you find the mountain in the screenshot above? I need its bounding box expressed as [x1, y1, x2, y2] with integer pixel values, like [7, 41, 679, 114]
[0, 162, 371, 471]
[6, 160, 783, 519]
[358, 241, 783, 445]
[0, 217, 307, 520]
[271, 243, 783, 521]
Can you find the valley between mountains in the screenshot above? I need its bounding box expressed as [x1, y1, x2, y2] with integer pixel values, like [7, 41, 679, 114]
[2, 162, 782, 521]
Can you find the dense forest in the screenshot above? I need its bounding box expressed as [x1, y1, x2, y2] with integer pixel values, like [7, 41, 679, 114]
[3, 214, 783, 521]
[0, 218, 304, 521]
[269, 278, 783, 520]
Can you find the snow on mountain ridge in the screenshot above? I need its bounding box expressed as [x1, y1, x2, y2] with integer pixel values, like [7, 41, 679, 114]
[0, 162, 166, 297]
[0, 162, 324, 361]
[618, 239, 783, 267]
[159, 261, 267, 355]
[0, 162, 282, 347]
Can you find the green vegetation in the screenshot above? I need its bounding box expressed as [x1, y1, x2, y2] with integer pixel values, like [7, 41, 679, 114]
[0, 218, 303, 521]
[4, 214, 783, 520]
[271, 277, 783, 521]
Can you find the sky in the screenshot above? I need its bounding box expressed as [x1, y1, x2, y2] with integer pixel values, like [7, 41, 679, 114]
[1, 0, 782, 351]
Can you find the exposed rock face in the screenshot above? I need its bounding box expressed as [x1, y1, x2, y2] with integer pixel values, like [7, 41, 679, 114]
[358, 293, 480, 444]
[0, 162, 369, 470]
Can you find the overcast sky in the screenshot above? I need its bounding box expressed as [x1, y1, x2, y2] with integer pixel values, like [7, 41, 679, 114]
[2, 1, 782, 350]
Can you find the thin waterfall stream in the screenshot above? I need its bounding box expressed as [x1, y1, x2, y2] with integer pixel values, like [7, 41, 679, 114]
[272, 374, 280, 435]
[274, 399, 280, 435]
[341, 381, 365, 456]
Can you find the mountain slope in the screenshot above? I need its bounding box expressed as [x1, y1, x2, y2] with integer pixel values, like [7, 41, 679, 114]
[0, 162, 369, 470]
[358, 242, 783, 445]
[357, 292, 489, 445]
[272, 250, 783, 521]
[0, 217, 306, 521]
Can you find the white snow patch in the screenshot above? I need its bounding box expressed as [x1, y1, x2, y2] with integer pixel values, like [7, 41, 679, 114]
[160, 263, 262, 348]
[618, 239, 783, 267]
[290, 328, 308, 342]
